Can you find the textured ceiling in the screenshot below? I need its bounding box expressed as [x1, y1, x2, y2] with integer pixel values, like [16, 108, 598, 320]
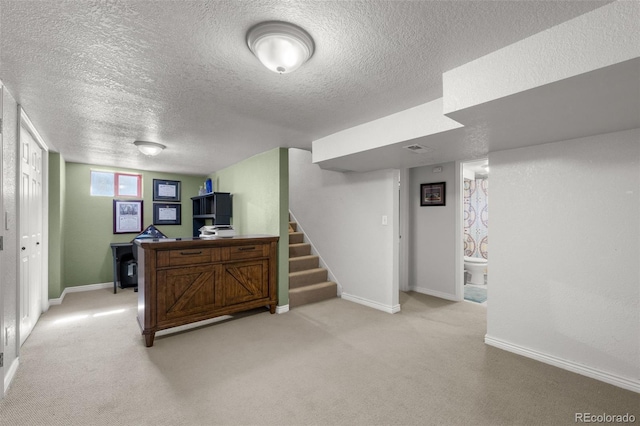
[0, 1, 610, 176]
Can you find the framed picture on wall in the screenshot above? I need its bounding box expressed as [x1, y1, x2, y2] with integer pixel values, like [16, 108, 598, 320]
[420, 182, 446, 206]
[113, 200, 143, 233]
[153, 203, 182, 225]
[153, 179, 181, 202]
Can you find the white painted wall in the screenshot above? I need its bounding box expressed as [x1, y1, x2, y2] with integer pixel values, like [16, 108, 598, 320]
[289, 148, 399, 313]
[408, 162, 460, 301]
[2, 86, 20, 392]
[486, 129, 640, 392]
[443, 1, 640, 114]
[312, 98, 463, 164]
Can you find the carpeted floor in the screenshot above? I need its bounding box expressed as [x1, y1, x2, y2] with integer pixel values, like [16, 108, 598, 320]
[0, 289, 637, 425]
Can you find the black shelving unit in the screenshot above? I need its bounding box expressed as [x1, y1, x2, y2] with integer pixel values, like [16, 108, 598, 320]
[191, 192, 232, 237]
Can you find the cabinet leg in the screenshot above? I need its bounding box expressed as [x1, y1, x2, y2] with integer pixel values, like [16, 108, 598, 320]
[270, 304, 276, 314]
[144, 332, 155, 347]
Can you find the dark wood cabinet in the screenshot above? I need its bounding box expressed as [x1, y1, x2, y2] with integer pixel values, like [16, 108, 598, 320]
[156, 264, 219, 325]
[136, 235, 278, 347]
[191, 192, 231, 237]
[221, 260, 269, 306]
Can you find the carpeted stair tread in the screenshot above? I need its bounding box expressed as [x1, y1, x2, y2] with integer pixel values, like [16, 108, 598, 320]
[289, 255, 320, 272]
[289, 242, 311, 257]
[288, 217, 337, 307]
[289, 268, 328, 289]
[289, 231, 304, 244]
[289, 281, 337, 307]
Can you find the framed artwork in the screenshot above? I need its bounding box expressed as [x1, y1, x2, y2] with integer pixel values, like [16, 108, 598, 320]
[153, 203, 182, 225]
[420, 182, 446, 206]
[113, 200, 143, 233]
[153, 179, 181, 202]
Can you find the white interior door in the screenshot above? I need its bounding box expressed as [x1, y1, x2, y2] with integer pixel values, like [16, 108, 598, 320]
[19, 123, 43, 346]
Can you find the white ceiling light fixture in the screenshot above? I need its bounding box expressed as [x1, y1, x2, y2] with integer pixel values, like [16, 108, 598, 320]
[134, 140, 166, 156]
[247, 21, 315, 74]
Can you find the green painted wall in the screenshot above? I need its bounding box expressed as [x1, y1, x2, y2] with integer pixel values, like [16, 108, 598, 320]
[48, 153, 65, 298]
[210, 148, 290, 306]
[277, 148, 290, 307]
[63, 162, 205, 288]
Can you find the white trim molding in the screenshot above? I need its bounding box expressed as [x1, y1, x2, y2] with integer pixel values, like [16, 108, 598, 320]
[485, 335, 640, 394]
[276, 304, 289, 314]
[49, 282, 112, 305]
[4, 358, 19, 394]
[341, 292, 401, 314]
[410, 286, 461, 302]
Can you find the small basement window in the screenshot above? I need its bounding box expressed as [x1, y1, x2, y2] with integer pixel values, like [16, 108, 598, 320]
[90, 170, 142, 198]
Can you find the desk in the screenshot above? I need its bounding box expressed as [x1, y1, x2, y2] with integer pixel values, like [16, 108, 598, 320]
[110, 242, 135, 294]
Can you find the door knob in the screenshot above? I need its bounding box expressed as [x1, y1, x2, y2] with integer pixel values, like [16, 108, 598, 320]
[22, 247, 26, 250]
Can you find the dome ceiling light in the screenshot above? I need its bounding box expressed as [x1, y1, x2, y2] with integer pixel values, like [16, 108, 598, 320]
[247, 21, 315, 74]
[134, 140, 166, 156]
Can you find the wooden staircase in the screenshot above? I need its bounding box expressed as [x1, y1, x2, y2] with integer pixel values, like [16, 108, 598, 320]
[288, 219, 337, 307]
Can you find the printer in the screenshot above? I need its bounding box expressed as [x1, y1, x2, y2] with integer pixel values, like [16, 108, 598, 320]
[199, 225, 236, 238]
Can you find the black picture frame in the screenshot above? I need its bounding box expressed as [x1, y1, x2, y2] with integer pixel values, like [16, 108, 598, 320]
[420, 182, 446, 206]
[153, 203, 182, 225]
[113, 200, 143, 233]
[153, 179, 181, 202]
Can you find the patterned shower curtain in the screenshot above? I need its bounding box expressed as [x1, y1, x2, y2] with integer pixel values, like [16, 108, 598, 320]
[463, 178, 488, 259]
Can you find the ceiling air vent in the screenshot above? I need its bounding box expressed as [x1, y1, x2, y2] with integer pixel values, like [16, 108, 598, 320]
[403, 144, 432, 154]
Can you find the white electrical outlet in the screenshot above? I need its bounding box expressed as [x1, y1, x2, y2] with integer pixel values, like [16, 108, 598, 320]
[382, 215, 388, 226]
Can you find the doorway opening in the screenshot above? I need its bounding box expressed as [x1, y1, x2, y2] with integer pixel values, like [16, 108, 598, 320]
[461, 159, 488, 304]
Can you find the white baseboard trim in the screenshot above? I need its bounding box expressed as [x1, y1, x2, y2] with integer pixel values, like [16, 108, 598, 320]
[410, 286, 461, 302]
[276, 304, 289, 314]
[49, 282, 112, 305]
[485, 335, 640, 394]
[341, 292, 401, 314]
[4, 357, 19, 394]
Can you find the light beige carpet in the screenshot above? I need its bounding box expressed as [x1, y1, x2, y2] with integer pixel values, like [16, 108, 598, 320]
[0, 289, 637, 425]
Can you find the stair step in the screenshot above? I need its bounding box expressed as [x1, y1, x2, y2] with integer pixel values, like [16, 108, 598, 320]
[289, 281, 337, 308]
[289, 243, 311, 258]
[289, 255, 319, 272]
[289, 231, 304, 244]
[289, 221, 297, 232]
[289, 268, 328, 289]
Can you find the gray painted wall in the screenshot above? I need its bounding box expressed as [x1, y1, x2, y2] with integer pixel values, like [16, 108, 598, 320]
[408, 162, 459, 300]
[487, 128, 640, 387]
[289, 148, 399, 312]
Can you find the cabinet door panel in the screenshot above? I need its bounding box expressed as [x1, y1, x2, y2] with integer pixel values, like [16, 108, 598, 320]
[157, 264, 219, 323]
[222, 260, 268, 306]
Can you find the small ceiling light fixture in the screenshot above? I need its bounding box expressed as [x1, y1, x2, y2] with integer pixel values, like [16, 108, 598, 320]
[134, 140, 166, 156]
[247, 21, 315, 74]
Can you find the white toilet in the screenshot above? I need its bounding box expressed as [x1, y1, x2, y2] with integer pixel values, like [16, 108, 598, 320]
[464, 256, 488, 285]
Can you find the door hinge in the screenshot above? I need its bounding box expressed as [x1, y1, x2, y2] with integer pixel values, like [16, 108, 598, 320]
[0, 352, 3, 368]
[0, 118, 3, 134]
[0, 235, 3, 251]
